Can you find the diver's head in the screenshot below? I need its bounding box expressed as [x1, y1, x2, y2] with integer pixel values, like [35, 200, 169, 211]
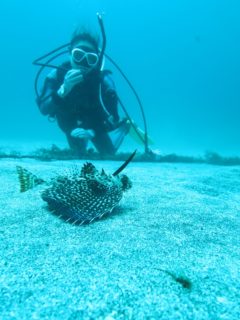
[69, 30, 100, 73]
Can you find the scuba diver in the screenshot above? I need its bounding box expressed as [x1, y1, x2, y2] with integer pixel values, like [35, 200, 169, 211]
[34, 14, 153, 157]
[36, 28, 130, 156]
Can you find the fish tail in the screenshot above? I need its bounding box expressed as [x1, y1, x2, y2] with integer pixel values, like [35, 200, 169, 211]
[16, 166, 45, 192]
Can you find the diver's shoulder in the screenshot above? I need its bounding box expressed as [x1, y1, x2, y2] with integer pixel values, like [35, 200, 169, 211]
[101, 69, 113, 78]
[100, 69, 115, 87]
[100, 70, 117, 99]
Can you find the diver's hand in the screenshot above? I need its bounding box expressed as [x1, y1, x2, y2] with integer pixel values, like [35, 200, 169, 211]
[57, 69, 84, 97]
[70, 128, 95, 140]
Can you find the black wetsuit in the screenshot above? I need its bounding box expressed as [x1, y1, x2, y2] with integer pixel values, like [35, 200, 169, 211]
[37, 62, 121, 155]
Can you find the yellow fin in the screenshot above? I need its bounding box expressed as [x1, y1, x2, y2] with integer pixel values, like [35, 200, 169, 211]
[16, 166, 45, 192]
[128, 120, 154, 145]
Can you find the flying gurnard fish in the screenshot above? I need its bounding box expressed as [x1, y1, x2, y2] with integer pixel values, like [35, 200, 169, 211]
[16, 151, 136, 225]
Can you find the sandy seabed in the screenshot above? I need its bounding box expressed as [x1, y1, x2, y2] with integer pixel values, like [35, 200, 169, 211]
[0, 158, 239, 320]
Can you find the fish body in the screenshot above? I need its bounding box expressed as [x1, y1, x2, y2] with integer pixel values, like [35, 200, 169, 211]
[16, 158, 133, 225]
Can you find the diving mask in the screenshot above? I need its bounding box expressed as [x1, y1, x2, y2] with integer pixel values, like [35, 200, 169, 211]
[71, 48, 99, 67]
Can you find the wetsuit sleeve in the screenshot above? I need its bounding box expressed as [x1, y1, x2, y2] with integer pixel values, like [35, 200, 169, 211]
[101, 73, 119, 123]
[36, 69, 64, 117]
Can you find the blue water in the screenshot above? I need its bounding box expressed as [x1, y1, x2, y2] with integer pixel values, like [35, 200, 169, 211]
[0, 0, 239, 156]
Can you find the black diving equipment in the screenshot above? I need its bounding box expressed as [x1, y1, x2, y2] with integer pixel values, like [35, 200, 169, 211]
[33, 13, 150, 154]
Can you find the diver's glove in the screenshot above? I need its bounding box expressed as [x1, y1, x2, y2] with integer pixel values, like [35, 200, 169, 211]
[70, 128, 95, 140]
[57, 69, 84, 98]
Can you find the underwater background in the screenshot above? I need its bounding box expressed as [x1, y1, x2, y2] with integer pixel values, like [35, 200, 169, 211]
[0, 0, 239, 156]
[1, 2, 240, 319]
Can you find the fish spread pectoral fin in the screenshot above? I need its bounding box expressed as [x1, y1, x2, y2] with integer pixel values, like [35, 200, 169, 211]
[16, 165, 45, 192]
